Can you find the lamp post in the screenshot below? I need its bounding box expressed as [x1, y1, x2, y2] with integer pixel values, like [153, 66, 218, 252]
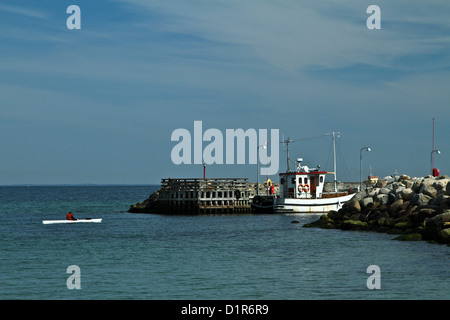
[360, 147, 371, 191]
[431, 149, 440, 175]
[257, 143, 267, 195]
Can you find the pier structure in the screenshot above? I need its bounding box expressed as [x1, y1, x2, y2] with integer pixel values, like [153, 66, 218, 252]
[157, 178, 253, 214]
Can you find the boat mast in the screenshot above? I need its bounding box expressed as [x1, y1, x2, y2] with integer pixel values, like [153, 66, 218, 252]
[283, 137, 295, 172]
[326, 132, 340, 192]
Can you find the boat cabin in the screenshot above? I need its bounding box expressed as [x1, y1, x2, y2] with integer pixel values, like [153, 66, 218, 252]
[279, 158, 327, 199]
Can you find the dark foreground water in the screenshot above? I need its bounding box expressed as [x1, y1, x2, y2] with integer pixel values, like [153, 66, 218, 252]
[0, 186, 448, 300]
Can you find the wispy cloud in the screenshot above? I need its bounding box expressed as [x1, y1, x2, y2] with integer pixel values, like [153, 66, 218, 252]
[119, 0, 450, 74]
[0, 4, 48, 20]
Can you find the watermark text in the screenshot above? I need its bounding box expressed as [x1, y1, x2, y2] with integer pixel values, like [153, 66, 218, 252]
[171, 121, 279, 175]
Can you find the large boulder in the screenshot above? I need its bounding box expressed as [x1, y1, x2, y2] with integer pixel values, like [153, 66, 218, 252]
[328, 210, 343, 221]
[412, 181, 422, 193]
[393, 183, 405, 193]
[128, 190, 160, 213]
[422, 185, 438, 199]
[437, 228, 450, 244]
[389, 199, 404, 214]
[303, 214, 335, 229]
[343, 198, 361, 212]
[423, 210, 450, 241]
[400, 188, 414, 201]
[433, 179, 448, 193]
[445, 182, 450, 196]
[425, 211, 450, 229]
[403, 179, 414, 189]
[410, 193, 432, 206]
[431, 194, 450, 208]
[393, 233, 423, 241]
[420, 177, 435, 190]
[376, 194, 389, 205]
[376, 179, 388, 188]
[416, 208, 438, 221]
[341, 219, 369, 231]
[360, 197, 374, 209]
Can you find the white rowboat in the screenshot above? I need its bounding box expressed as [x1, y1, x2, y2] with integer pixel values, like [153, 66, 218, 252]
[42, 218, 102, 225]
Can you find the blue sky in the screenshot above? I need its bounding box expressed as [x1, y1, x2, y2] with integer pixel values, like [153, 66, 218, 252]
[0, 0, 449, 185]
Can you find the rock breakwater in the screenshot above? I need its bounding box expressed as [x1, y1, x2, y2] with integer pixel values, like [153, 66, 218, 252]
[304, 174, 450, 245]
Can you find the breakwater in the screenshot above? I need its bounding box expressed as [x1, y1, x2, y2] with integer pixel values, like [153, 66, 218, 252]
[304, 174, 450, 245]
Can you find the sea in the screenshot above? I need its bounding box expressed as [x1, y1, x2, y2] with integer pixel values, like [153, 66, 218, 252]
[0, 185, 449, 301]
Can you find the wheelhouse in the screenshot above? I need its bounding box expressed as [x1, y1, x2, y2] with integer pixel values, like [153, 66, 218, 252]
[279, 158, 327, 199]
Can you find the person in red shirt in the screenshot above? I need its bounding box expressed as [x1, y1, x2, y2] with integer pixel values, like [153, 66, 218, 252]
[66, 211, 77, 221]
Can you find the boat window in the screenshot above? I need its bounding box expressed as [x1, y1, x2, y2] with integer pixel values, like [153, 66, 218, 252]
[280, 178, 284, 184]
[304, 178, 308, 184]
[291, 177, 296, 184]
[320, 176, 324, 183]
[298, 177, 302, 184]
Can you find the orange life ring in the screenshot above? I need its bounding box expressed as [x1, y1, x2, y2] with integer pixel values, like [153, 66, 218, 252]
[297, 184, 304, 193]
[303, 184, 310, 192]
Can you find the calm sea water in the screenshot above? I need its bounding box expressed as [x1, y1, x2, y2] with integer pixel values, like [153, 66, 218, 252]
[0, 185, 448, 300]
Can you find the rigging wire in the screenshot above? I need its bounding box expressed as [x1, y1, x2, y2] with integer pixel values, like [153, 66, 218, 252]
[281, 133, 329, 151]
[281, 133, 329, 171]
[325, 137, 333, 172]
[281, 132, 352, 181]
[335, 139, 351, 181]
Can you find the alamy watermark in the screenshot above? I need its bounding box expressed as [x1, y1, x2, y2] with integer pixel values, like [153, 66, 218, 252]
[66, 5, 81, 30]
[66, 5, 380, 31]
[366, 265, 381, 290]
[366, 5, 381, 30]
[66, 265, 81, 289]
[171, 121, 279, 175]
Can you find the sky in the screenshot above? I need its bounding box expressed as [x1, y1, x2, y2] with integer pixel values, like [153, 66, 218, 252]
[0, 0, 449, 185]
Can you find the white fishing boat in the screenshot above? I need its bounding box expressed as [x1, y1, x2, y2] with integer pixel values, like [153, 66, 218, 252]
[42, 218, 102, 225]
[274, 132, 356, 213]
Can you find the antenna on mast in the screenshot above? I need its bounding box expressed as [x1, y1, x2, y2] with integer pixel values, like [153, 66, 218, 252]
[281, 136, 296, 172]
[280, 132, 331, 173]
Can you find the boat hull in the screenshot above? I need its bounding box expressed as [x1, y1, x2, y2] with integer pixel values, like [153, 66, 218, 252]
[274, 193, 355, 213]
[42, 218, 102, 225]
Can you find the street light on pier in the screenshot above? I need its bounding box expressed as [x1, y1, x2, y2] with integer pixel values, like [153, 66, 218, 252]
[431, 149, 440, 175]
[360, 147, 371, 191]
[257, 143, 267, 195]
